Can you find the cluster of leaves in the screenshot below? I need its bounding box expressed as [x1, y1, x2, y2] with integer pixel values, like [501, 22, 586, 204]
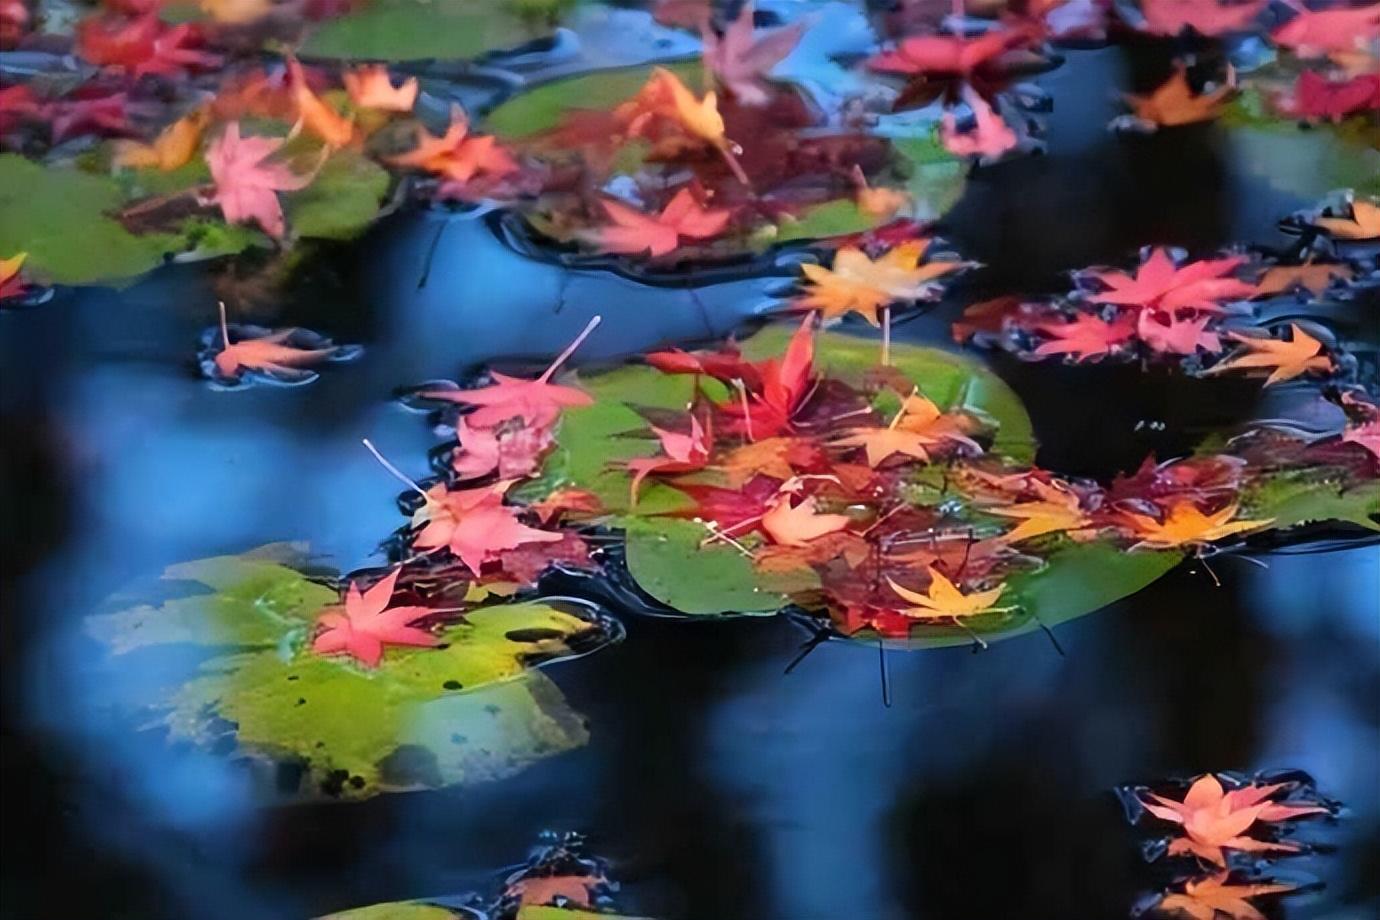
[953, 216, 1379, 379]
[392, 312, 1377, 650]
[320, 832, 652, 919]
[1119, 771, 1335, 919]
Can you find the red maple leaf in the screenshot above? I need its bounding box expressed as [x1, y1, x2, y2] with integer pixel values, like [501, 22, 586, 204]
[1082, 248, 1253, 313]
[1136, 310, 1223, 355]
[312, 567, 437, 668]
[421, 317, 600, 430]
[627, 415, 712, 503]
[1272, 3, 1380, 57]
[645, 341, 762, 390]
[46, 89, 135, 142]
[867, 27, 1033, 78]
[451, 416, 553, 480]
[412, 481, 564, 577]
[587, 189, 733, 257]
[0, 84, 39, 135]
[75, 13, 220, 78]
[719, 314, 817, 438]
[672, 474, 782, 537]
[1138, 0, 1265, 36]
[1033, 311, 1136, 361]
[1276, 70, 1380, 122]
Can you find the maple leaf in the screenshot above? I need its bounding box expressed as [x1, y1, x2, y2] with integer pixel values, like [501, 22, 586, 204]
[1272, 3, 1380, 57]
[420, 317, 600, 430]
[0, 84, 40, 134]
[1276, 70, 1380, 122]
[867, 28, 1031, 77]
[1033, 311, 1137, 361]
[616, 67, 749, 183]
[312, 567, 438, 668]
[761, 490, 851, 546]
[1251, 261, 1352, 298]
[112, 108, 206, 171]
[204, 122, 319, 240]
[451, 416, 553, 480]
[287, 56, 355, 148]
[588, 189, 732, 257]
[645, 340, 760, 389]
[886, 567, 1012, 620]
[0, 252, 29, 300]
[714, 436, 822, 485]
[1156, 872, 1296, 920]
[210, 303, 338, 381]
[1123, 501, 1272, 549]
[1312, 199, 1380, 240]
[411, 481, 563, 576]
[1084, 248, 1252, 313]
[1137, 310, 1222, 355]
[940, 88, 1019, 160]
[986, 481, 1090, 543]
[702, 2, 803, 106]
[628, 415, 712, 503]
[1125, 67, 1234, 127]
[830, 392, 976, 467]
[386, 105, 517, 184]
[507, 874, 602, 908]
[75, 13, 219, 78]
[720, 315, 816, 439]
[1205, 323, 1333, 385]
[1138, 0, 1265, 36]
[1139, 774, 1327, 865]
[796, 241, 960, 324]
[529, 488, 604, 525]
[342, 65, 418, 112]
[46, 90, 134, 142]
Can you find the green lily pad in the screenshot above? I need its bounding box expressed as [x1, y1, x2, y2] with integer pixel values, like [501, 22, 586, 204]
[0, 154, 189, 285]
[1241, 470, 1380, 532]
[484, 61, 702, 140]
[320, 905, 467, 920]
[892, 133, 968, 222]
[286, 146, 392, 240]
[518, 909, 655, 920]
[86, 548, 609, 799]
[772, 199, 883, 245]
[303, 0, 549, 62]
[1220, 94, 1380, 200]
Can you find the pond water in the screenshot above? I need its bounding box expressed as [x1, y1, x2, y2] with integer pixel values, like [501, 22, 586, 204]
[2, 7, 1379, 920]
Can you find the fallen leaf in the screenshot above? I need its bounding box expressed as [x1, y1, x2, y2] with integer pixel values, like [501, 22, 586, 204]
[1138, 0, 1264, 36]
[796, 241, 960, 324]
[1206, 323, 1333, 385]
[1137, 310, 1222, 355]
[412, 481, 564, 577]
[1123, 501, 1272, 549]
[702, 2, 803, 106]
[1126, 67, 1234, 127]
[761, 492, 851, 546]
[1085, 248, 1252, 313]
[112, 108, 207, 171]
[451, 416, 553, 480]
[867, 28, 1030, 77]
[1313, 199, 1380, 240]
[1340, 393, 1380, 460]
[587, 188, 732, 257]
[386, 104, 517, 184]
[288, 56, 355, 148]
[886, 566, 1011, 620]
[211, 304, 338, 381]
[1140, 773, 1326, 865]
[204, 122, 319, 239]
[940, 87, 1019, 159]
[1034, 311, 1137, 361]
[1272, 3, 1380, 57]
[342, 65, 419, 112]
[0, 251, 28, 299]
[75, 13, 219, 78]
[1156, 872, 1296, 920]
[1251, 261, 1353, 297]
[199, 0, 271, 24]
[507, 874, 602, 908]
[986, 482, 1089, 543]
[312, 567, 437, 668]
[720, 314, 816, 438]
[1275, 70, 1380, 121]
[628, 415, 712, 503]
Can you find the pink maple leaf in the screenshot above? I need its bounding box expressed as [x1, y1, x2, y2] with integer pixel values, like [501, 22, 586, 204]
[412, 481, 563, 576]
[867, 27, 1032, 77]
[1272, 2, 1380, 56]
[1137, 309, 1223, 355]
[451, 416, 554, 480]
[702, 2, 803, 106]
[312, 567, 437, 668]
[1083, 248, 1253, 313]
[1276, 70, 1380, 121]
[627, 414, 712, 503]
[589, 189, 732, 257]
[204, 122, 318, 239]
[421, 317, 601, 430]
[1138, 0, 1265, 36]
[1033, 311, 1136, 361]
[940, 86, 1019, 159]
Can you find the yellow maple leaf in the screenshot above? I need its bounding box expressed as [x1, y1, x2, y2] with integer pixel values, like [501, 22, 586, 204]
[1, 252, 27, 288]
[1124, 501, 1272, 549]
[1314, 199, 1380, 240]
[986, 482, 1089, 544]
[1206, 323, 1333, 385]
[1156, 872, 1295, 920]
[1126, 67, 1233, 127]
[716, 436, 808, 485]
[112, 109, 207, 171]
[796, 242, 961, 324]
[887, 566, 1012, 620]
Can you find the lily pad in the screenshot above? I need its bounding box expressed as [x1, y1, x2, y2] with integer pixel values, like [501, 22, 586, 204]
[319, 904, 475, 920]
[286, 147, 392, 240]
[772, 200, 882, 245]
[85, 548, 611, 799]
[484, 62, 702, 140]
[0, 154, 189, 285]
[892, 133, 969, 221]
[1242, 470, 1380, 532]
[303, 0, 549, 62]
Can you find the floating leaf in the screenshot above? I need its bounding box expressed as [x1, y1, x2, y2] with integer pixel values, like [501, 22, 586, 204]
[484, 62, 702, 140]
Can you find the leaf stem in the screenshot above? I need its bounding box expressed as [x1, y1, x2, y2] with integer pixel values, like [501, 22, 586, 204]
[361, 438, 431, 501]
[540, 315, 602, 383]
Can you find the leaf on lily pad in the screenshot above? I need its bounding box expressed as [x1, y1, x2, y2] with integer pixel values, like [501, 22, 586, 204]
[484, 62, 703, 140]
[86, 548, 612, 799]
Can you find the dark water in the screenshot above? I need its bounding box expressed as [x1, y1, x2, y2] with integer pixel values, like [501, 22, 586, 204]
[2, 47, 1378, 920]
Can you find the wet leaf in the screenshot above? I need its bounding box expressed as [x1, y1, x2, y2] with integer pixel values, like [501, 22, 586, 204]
[484, 62, 703, 140]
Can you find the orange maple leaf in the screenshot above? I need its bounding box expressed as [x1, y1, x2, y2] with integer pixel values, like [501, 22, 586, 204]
[1251, 261, 1353, 298]
[0, 252, 28, 299]
[342, 65, 418, 112]
[986, 481, 1090, 544]
[1140, 774, 1326, 866]
[761, 487, 851, 546]
[1206, 323, 1333, 385]
[211, 302, 337, 381]
[887, 566, 1012, 620]
[588, 189, 732, 257]
[1123, 501, 1272, 549]
[1156, 872, 1295, 920]
[1313, 198, 1380, 240]
[795, 241, 960, 324]
[112, 107, 207, 170]
[387, 104, 517, 184]
[1126, 66, 1234, 126]
[287, 56, 355, 148]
